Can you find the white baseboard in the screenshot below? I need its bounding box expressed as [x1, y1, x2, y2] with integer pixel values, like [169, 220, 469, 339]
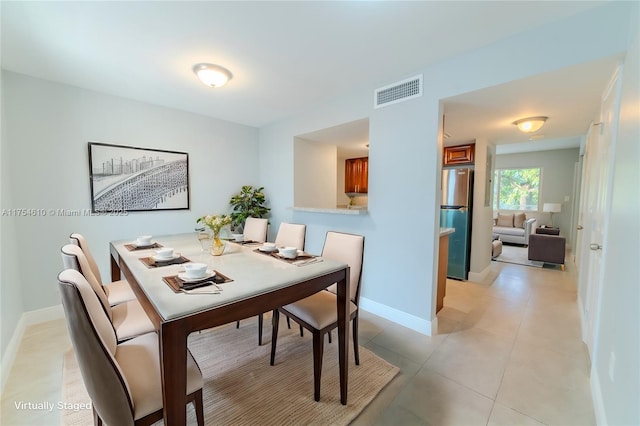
[468, 264, 491, 283]
[1, 305, 64, 392]
[590, 367, 607, 425]
[577, 298, 588, 343]
[360, 297, 434, 336]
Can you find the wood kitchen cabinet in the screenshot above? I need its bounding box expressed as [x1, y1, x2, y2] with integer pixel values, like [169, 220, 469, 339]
[345, 157, 368, 194]
[437, 232, 450, 313]
[443, 144, 475, 165]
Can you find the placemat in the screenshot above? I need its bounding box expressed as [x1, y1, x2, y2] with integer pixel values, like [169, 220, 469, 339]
[139, 255, 190, 268]
[124, 242, 163, 251]
[227, 239, 261, 245]
[163, 271, 233, 293]
[253, 248, 316, 264]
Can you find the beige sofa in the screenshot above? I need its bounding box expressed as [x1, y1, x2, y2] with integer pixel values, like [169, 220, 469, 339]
[493, 212, 537, 246]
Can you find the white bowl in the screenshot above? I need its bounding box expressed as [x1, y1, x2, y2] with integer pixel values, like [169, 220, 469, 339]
[278, 246, 298, 259]
[155, 247, 174, 259]
[232, 233, 244, 242]
[183, 262, 208, 279]
[137, 235, 152, 246]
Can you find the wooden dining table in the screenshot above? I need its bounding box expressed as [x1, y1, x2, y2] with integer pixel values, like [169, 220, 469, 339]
[109, 233, 350, 426]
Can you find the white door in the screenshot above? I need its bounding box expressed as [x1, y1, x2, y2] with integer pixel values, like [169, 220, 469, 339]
[582, 65, 622, 355]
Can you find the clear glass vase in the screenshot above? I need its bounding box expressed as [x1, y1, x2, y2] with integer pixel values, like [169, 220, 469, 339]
[211, 232, 225, 256]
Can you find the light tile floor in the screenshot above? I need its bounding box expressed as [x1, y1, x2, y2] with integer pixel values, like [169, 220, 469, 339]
[354, 257, 594, 426]
[1, 258, 594, 425]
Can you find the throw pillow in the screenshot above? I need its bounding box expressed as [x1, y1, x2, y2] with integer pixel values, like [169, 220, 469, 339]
[497, 213, 514, 227]
[514, 212, 526, 228]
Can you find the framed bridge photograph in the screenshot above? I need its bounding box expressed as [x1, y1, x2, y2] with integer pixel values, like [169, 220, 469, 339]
[88, 142, 190, 213]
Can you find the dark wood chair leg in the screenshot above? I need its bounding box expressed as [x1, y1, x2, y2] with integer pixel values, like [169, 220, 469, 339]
[258, 313, 264, 345]
[236, 320, 240, 328]
[193, 389, 204, 426]
[353, 316, 360, 365]
[270, 309, 280, 365]
[93, 407, 102, 426]
[328, 330, 332, 343]
[312, 330, 324, 402]
[287, 316, 291, 329]
[299, 324, 304, 337]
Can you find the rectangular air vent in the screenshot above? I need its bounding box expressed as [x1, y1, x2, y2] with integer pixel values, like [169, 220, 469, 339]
[374, 74, 423, 109]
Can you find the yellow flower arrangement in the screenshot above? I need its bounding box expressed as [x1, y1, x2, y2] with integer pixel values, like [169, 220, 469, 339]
[197, 214, 232, 255]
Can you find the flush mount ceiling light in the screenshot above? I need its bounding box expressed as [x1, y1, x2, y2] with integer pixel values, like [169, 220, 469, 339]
[193, 63, 232, 88]
[512, 116, 548, 133]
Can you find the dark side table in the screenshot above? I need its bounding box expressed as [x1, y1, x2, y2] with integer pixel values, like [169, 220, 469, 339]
[537, 227, 560, 235]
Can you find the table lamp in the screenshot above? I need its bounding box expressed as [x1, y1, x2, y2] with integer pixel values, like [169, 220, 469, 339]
[543, 203, 561, 227]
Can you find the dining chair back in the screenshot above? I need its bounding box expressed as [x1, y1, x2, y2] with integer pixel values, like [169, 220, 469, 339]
[69, 234, 103, 285]
[322, 231, 364, 303]
[61, 244, 155, 342]
[270, 231, 365, 402]
[58, 269, 204, 426]
[69, 233, 136, 306]
[274, 222, 306, 250]
[237, 222, 306, 344]
[61, 244, 113, 321]
[243, 217, 268, 243]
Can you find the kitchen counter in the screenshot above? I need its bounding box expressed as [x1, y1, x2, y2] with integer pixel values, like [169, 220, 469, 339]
[437, 228, 454, 313]
[440, 227, 455, 237]
[290, 206, 368, 215]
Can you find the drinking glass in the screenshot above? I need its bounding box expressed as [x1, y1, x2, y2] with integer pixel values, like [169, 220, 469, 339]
[195, 228, 211, 252]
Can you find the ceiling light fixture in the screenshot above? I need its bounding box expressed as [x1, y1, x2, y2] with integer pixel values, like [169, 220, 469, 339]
[512, 116, 548, 133]
[193, 63, 232, 88]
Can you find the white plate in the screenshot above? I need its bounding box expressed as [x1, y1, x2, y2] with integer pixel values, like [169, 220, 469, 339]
[178, 270, 216, 283]
[152, 253, 180, 262]
[258, 245, 277, 252]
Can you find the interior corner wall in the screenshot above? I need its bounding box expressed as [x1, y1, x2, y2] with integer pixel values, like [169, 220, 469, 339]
[259, 2, 633, 333]
[494, 148, 581, 249]
[1, 71, 259, 321]
[0, 68, 26, 360]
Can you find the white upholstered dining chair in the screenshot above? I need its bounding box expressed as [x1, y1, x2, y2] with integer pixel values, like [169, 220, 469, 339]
[274, 222, 306, 250]
[270, 231, 365, 401]
[242, 217, 268, 243]
[58, 269, 204, 426]
[69, 233, 136, 306]
[61, 244, 155, 342]
[237, 222, 307, 345]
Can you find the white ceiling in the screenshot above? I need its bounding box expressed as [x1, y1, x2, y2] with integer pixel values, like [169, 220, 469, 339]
[443, 54, 621, 153]
[1, 1, 616, 153]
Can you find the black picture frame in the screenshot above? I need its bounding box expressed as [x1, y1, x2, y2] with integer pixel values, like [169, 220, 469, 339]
[88, 142, 190, 213]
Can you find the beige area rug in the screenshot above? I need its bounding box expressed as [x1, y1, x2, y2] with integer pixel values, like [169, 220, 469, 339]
[63, 320, 398, 425]
[494, 243, 544, 268]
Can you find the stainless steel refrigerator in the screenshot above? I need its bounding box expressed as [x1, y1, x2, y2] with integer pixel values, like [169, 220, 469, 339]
[440, 168, 473, 280]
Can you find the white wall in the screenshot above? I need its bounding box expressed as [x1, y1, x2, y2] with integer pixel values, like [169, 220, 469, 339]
[495, 148, 581, 248]
[293, 138, 336, 208]
[468, 138, 495, 282]
[259, 3, 632, 334]
[0, 62, 26, 360]
[593, 8, 639, 424]
[0, 72, 259, 356]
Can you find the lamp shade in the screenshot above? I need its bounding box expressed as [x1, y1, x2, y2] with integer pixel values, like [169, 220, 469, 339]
[543, 203, 561, 213]
[513, 116, 548, 133]
[193, 63, 232, 88]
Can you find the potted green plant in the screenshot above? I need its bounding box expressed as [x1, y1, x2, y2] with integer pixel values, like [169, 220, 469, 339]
[229, 185, 270, 231]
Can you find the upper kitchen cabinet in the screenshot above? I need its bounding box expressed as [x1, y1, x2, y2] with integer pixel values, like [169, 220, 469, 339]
[345, 157, 368, 194]
[444, 143, 475, 165]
